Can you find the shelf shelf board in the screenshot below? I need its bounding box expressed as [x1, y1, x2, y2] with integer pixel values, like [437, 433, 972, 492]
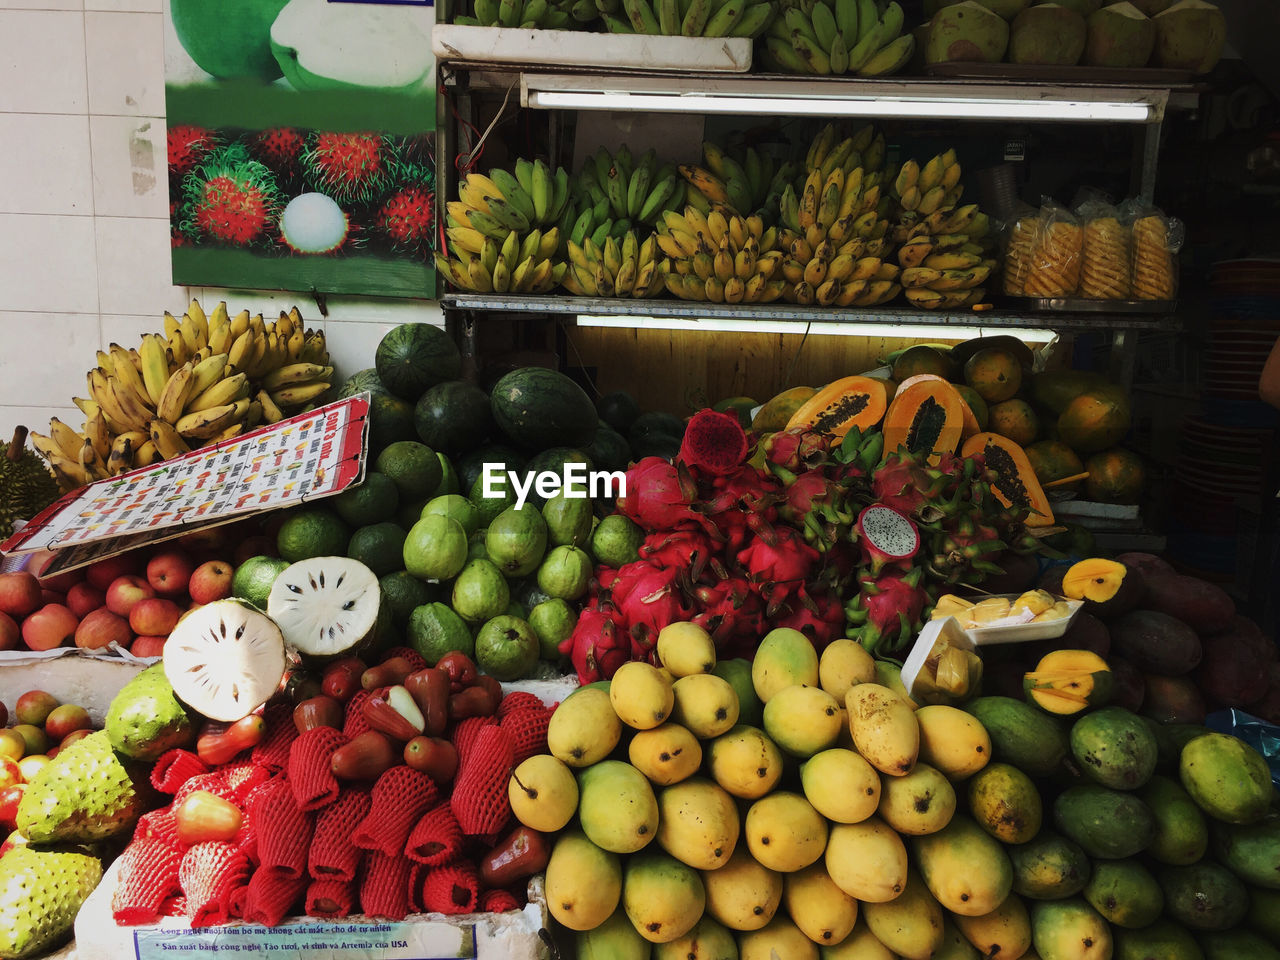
[440, 294, 1179, 332]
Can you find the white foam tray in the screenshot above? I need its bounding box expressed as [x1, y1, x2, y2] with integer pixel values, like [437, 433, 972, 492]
[433, 24, 752, 72]
[0, 649, 149, 726]
[75, 859, 551, 960]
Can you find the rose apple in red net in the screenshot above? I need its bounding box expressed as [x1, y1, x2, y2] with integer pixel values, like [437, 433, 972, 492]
[147, 549, 195, 597]
[105, 575, 154, 617]
[65, 582, 107, 619]
[21, 604, 79, 651]
[129, 598, 182, 636]
[0, 572, 42, 619]
[188, 560, 234, 604]
[75, 608, 133, 650]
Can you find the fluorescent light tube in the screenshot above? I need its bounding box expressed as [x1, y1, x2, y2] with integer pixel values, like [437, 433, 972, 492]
[525, 91, 1153, 123]
[575, 314, 1058, 344]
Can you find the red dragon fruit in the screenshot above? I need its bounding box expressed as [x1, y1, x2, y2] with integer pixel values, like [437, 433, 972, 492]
[773, 584, 845, 650]
[701, 465, 782, 552]
[772, 466, 852, 552]
[855, 504, 920, 576]
[844, 567, 931, 655]
[608, 561, 694, 657]
[179, 144, 282, 246]
[679, 408, 749, 477]
[168, 125, 218, 177]
[692, 577, 764, 650]
[559, 602, 628, 683]
[928, 512, 1006, 584]
[251, 127, 306, 178]
[871, 450, 952, 520]
[616, 458, 716, 535]
[762, 429, 830, 472]
[639, 530, 717, 577]
[302, 132, 392, 205]
[737, 526, 820, 603]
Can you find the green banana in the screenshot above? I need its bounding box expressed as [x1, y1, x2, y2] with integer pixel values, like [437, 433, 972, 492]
[857, 32, 913, 77]
[657, 0, 680, 32]
[810, 1, 839, 54]
[489, 168, 536, 224]
[498, 0, 523, 27]
[681, 0, 712, 36]
[622, 0, 661, 33]
[834, 0, 858, 45]
[474, 0, 501, 23]
[703, 0, 745, 36]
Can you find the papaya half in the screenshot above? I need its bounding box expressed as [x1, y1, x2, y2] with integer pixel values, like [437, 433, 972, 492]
[785, 375, 888, 440]
[960, 432, 1055, 527]
[895, 374, 982, 440]
[883, 379, 966, 466]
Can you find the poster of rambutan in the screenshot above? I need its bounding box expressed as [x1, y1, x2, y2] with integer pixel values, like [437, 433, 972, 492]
[163, 0, 436, 298]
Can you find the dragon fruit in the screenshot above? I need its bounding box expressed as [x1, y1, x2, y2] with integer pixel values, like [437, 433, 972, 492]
[737, 526, 819, 602]
[559, 602, 628, 683]
[763, 429, 830, 472]
[692, 577, 764, 650]
[773, 584, 844, 650]
[845, 567, 931, 655]
[616, 458, 715, 535]
[855, 504, 920, 576]
[679, 408, 749, 477]
[774, 467, 852, 552]
[928, 513, 1006, 584]
[639, 530, 716, 578]
[701, 465, 782, 553]
[871, 450, 953, 520]
[609, 561, 694, 657]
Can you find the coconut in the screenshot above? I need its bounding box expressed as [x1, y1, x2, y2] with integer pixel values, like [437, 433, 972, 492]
[1084, 2, 1155, 66]
[1153, 0, 1226, 73]
[925, 0, 1011, 63]
[1129, 0, 1172, 13]
[1009, 3, 1087, 63]
[927, 0, 1031, 20]
[1046, 0, 1103, 15]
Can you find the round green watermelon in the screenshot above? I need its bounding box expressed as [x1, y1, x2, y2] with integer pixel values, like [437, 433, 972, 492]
[597, 390, 640, 434]
[588, 425, 631, 472]
[457, 444, 527, 494]
[491, 367, 597, 451]
[337, 369, 414, 456]
[415, 380, 493, 454]
[375, 323, 462, 401]
[337, 368, 389, 399]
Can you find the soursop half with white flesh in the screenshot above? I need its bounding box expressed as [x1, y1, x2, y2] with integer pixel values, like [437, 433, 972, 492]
[267, 556, 382, 658]
[163, 599, 287, 722]
[0, 847, 102, 959]
[16, 730, 146, 844]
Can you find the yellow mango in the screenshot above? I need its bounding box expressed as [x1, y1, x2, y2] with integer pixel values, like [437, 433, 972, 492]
[656, 621, 717, 677]
[702, 846, 782, 932]
[546, 830, 622, 931]
[764, 683, 842, 758]
[861, 870, 945, 960]
[656, 777, 740, 871]
[915, 705, 991, 781]
[846, 683, 920, 776]
[800, 747, 881, 824]
[954, 894, 1032, 960]
[913, 815, 1014, 917]
[745, 791, 829, 873]
[610, 661, 675, 730]
[706, 725, 784, 799]
[547, 687, 621, 767]
[784, 863, 859, 946]
[877, 762, 957, 836]
[819, 638, 877, 701]
[738, 916, 820, 960]
[824, 817, 909, 903]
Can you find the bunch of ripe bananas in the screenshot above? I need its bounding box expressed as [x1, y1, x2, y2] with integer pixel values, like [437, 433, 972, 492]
[891, 151, 997, 310]
[678, 142, 799, 224]
[776, 124, 900, 307]
[30, 300, 331, 490]
[562, 230, 671, 298]
[763, 0, 913, 76]
[438, 160, 570, 294]
[600, 0, 775, 38]
[564, 145, 687, 255]
[656, 207, 787, 304]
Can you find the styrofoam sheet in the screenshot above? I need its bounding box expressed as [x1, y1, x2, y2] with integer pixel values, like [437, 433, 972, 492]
[0, 650, 148, 726]
[433, 24, 751, 72]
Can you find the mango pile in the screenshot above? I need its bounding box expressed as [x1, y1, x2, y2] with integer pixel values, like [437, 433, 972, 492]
[517, 619, 1279, 959]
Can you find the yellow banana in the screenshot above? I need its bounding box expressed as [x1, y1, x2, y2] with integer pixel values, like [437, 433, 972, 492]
[137, 334, 170, 406]
[178, 314, 201, 355]
[83, 410, 112, 462]
[108, 432, 138, 476]
[167, 333, 188, 368]
[924, 251, 983, 270]
[212, 422, 244, 443]
[902, 266, 944, 288]
[187, 372, 249, 414]
[155, 361, 196, 424]
[188, 353, 229, 399]
[229, 309, 251, 338]
[48, 418, 86, 461]
[133, 439, 160, 467]
[149, 419, 190, 459]
[273, 310, 294, 342]
[262, 362, 328, 392]
[917, 185, 947, 216]
[906, 287, 947, 308]
[835, 278, 869, 306]
[270, 381, 330, 408]
[186, 299, 207, 341]
[257, 390, 285, 425]
[920, 154, 946, 193]
[175, 403, 240, 440]
[104, 375, 153, 433]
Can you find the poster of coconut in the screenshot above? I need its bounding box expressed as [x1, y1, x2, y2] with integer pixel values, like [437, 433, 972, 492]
[163, 0, 437, 298]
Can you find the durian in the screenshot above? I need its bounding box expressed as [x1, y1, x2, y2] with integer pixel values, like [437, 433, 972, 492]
[0, 427, 59, 541]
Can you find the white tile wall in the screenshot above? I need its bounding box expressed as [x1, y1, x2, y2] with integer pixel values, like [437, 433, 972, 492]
[0, 7, 444, 450]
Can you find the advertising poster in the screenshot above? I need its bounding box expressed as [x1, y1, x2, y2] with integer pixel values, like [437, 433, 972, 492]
[163, 0, 438, 298]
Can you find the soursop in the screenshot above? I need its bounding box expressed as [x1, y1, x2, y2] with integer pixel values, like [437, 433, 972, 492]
[106, 663, 195, 762]
[0, 847, 102, 959]
[16, 731, 146, 844]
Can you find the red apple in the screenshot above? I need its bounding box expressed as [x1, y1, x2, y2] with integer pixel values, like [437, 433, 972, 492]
[0, 612, 18, 652]
[188, 560, 234, 604]
[39, 588, 65, 606]
[44, 704, 91, 742]
[0, 731, 23, 761]
[14, 691, 57, 727]
[65, 582, 107, 618]
[21, 604, 79, 651]
[85, 554, 138, 590]
[16, 755, 48, 783]
[9, 725, 46, 757]
[75, 607, 133, 650]
[0, 784, 25, 831]
[128, 597, 182, 636]
[147, 549, 194, 597]
[58, 728, 92, 751]
[0, 758, 20, 791]
[105, 575, 153, 617]
[34, 557, 82, 593]
[234, 535, 276, 567]
[0, 572, 42, 619]
[0, 829, 29, 858]
[130, 635, 167, 658]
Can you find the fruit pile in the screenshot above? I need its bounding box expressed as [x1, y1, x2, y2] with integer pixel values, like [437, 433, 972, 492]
[923, 0, 1226, 73]
[27, 299, 332, 490]
[520, 618, 1279, 959]
[0, 547, 234, 657]
[761, 0, 915, 76]
[0, 690, 97, 840]
[99, 650, 554, 929]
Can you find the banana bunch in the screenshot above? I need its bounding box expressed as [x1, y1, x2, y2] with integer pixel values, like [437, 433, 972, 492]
[569, 145, 686, 244]
[439, 160, 571, 294]
[562, 230, 670, 298]
[774, 125, 899, 307]
[678, 141, 799, 223]
[601, 0, 775, 38]
[455, 0, 580, 29]
[891, 150, 998, 310]
[657, 206, 787, 304]
[31, 300, 331, 489]
[764, 0, 913, 76]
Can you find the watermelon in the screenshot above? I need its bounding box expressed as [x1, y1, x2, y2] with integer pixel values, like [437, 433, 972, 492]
[628, 411, 684, 447]
[490, 368, 597, 451]
[415, 380, 493, 454]
[588, 426, 631, 472]
[597, 390, 641, 434]
[375, 323, 462, 401]
[520, 448, 595, 507]
[337, 368, 389, 399]
[337, 369, 414, 456]
[457, 444, 527, 494]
